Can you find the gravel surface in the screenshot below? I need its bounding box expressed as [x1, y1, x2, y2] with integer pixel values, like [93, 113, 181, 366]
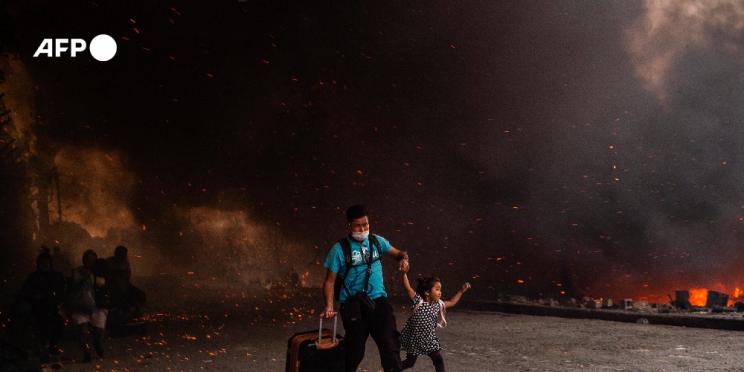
[24, 309, 744, 371]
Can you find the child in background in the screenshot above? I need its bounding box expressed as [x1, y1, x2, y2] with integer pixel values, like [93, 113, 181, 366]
[399, 266, 471, 372]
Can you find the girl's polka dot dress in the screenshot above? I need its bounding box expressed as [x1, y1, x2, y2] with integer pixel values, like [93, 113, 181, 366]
[400, 294, 445, 355]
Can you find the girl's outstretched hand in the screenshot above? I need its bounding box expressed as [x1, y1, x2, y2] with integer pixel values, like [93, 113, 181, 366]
[461, 282, 472, 292]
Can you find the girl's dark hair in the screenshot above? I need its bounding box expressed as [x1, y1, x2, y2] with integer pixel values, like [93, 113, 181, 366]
[415, 276, 441, 298]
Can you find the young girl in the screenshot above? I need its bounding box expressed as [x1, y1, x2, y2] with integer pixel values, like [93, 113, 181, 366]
[399, 267, 471, 372]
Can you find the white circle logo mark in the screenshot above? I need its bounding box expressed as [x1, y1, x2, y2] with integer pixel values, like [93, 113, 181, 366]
[89, 34, 117, 62]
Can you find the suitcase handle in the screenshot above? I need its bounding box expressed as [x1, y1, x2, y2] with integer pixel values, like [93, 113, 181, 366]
[318, 314, 337, 344]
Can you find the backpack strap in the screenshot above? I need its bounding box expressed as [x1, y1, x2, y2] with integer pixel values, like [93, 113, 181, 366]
[361, 234, 382, 293]
[338, 238, 353, 298]
[343, 235, 382, 268]
[368, 234, 381, 261]
[339, 238, 352, 267]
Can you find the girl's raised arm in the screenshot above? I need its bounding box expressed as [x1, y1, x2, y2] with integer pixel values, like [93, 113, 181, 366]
[444, 282, 471, 309]
[402, 272, 416, 300]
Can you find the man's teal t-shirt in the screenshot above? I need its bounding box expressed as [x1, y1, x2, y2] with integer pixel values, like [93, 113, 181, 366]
[324, 234, 392, 303]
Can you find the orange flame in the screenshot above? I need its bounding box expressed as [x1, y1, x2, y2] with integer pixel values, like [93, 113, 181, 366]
[689, 288, 708, 307]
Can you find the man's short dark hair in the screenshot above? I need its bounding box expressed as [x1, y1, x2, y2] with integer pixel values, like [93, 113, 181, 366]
[346, 204, 368, 222]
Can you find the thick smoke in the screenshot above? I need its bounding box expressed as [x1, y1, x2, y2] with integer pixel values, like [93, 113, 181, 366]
[427, 1, 744, 300]
[628, 0, 744, 103]
[51, 147, 137, 238]
[173, 207, 318, 287]
[44, 147, 318, 286]
[521, 1, 744, 299]
[7, 1, 744, 303]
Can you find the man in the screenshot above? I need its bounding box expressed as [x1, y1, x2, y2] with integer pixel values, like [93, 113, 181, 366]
[322, 204, 410, 372]
[106, 245, 132, 331]
[20, 249, 66, 362]
[106, 245, 146, 330]
[106, 246, 132, 309]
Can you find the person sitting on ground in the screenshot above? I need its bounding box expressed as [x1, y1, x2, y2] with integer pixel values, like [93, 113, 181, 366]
[399, 266, 471, 372]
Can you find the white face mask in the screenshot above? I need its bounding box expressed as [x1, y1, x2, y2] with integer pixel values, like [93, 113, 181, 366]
[351, 230, 369, 241]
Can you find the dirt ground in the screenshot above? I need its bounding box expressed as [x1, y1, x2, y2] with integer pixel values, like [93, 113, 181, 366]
[22, 308, 744, 371]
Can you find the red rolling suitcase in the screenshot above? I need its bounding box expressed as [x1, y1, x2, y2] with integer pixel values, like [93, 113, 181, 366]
[286, 315, 345, 372]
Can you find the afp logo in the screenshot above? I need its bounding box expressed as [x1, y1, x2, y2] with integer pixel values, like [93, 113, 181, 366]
[33, 34, 117, 62]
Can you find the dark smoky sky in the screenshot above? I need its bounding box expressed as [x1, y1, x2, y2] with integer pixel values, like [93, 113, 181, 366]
[5, 0, 744, 298]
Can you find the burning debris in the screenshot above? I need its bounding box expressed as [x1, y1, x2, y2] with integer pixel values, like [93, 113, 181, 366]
[527, 287, 744, 315]
[465, 286, 744, 333]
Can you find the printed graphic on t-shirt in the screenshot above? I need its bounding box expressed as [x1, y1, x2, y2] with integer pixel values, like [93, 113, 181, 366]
[352, 250, 363, 265]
